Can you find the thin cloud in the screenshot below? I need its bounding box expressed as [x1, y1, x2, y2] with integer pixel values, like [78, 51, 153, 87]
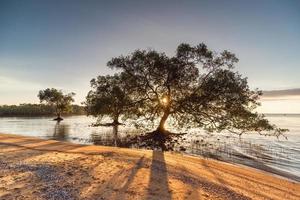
[262, 88, 300, 97]
[261, 88, 300, 101]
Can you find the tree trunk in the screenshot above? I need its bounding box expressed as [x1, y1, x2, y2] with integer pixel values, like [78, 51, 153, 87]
[113, 119, 119, 125]
[157, 109, 170, 133]
[112, 113, 120, 125]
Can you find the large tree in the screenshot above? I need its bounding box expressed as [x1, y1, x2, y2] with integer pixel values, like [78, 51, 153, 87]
[107, 43, 287, 138]
[85, 74, 135, 126]
[38, 88, 75, 121]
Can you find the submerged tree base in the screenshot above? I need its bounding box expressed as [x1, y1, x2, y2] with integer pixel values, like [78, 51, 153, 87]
[53, 117, 63, 121]
[132, 129, 186, 151]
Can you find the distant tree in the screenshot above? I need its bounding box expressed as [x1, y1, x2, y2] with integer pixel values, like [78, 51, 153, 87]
[38, 88, 75, 121]
[85, 74, 135, 126]
[108, 43, 287, 140]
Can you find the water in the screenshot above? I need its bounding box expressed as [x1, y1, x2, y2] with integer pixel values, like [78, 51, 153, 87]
[0, 114, 299, 181]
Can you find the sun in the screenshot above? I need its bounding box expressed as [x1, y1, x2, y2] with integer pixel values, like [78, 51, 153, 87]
[161, 97, 168, 105]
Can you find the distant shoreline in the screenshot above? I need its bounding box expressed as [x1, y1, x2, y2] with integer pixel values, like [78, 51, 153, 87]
[264, 113, 300, 115]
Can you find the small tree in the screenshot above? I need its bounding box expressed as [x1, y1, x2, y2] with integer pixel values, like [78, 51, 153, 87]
[38, 88, 75, 121]
[85, 74, 135, 126]
[108, 43, 287, 139]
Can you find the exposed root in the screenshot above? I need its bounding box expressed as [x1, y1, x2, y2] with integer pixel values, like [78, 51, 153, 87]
[132, 129, 186, 151]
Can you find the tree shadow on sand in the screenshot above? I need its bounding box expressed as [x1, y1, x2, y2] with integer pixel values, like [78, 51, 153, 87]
[147, 150, 172, 200]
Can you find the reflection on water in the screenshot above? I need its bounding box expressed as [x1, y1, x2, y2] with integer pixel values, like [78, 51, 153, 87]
[51, 121, 70, 141]
[91, 127, 119, 147]
[113, 125, 118, 146]
[0, 114, 299, 181]
[90, 125, 142, 148]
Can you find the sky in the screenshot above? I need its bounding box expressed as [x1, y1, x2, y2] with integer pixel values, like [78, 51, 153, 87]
[0, 0, 300, 113]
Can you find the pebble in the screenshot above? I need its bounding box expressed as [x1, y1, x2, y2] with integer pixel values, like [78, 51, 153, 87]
[0, 160, 76, 200]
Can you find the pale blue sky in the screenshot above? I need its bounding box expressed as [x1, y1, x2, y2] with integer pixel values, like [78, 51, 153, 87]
[0, 0, 299, 112]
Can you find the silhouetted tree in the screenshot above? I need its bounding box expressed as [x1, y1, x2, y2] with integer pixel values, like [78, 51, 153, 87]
[85, 74, 135, 126]
[38, 88, 75, 121]
[108, 43, 287, 139]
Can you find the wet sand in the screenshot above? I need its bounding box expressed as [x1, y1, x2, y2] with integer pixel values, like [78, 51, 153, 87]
[0, 133, 299, 200]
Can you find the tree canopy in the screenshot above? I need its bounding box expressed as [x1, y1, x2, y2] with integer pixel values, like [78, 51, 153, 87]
[38, 88, 75, 120]
[85, 74, 135, 126]
[107, 43, 287, 137]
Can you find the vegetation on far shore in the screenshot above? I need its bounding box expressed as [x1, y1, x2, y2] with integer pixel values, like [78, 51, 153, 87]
[0, 104, 85, 117]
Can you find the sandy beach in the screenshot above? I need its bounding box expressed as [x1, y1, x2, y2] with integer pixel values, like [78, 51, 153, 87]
[0, 133, 299, 200]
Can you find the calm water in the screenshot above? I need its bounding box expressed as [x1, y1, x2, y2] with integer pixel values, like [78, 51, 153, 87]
[0, 114, 299, 181]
